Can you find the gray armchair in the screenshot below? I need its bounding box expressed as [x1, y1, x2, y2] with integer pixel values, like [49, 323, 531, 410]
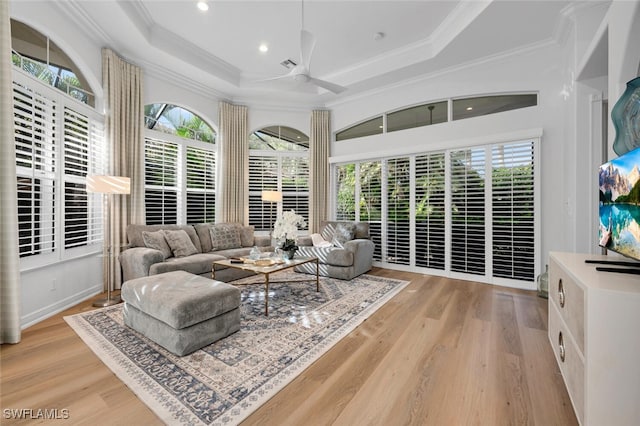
[295, 221, 374, 280]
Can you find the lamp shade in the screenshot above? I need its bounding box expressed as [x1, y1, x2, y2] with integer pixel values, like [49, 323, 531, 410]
[86, 175, 131, 194]
[261, 190, 282, 202]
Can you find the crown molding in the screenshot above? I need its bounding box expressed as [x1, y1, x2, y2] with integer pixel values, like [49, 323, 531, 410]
[140, 59, 231, 101]
[117, 0, 153, 40]
[429, 0, 493, 56]
[320, 1, 491, 87]
[148, 27, 241, 86]
[119, 0, 240, 86]
[51, 0, 113, 45]
[230, 94, 320, 111]
[325, 37, 558, 110]
[555, 0, 612, 48]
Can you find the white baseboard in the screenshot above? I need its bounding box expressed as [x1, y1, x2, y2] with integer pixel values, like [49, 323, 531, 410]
[21, 285, 102, 330]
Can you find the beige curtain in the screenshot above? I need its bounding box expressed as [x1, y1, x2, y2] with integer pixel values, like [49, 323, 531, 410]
[309, 110, 331, 233]
[1, 0, 22, 343]
[102, 48, 145, 290]
[218, 101, 248, 223]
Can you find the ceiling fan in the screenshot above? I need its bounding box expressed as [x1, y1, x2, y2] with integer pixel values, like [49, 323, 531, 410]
[261, 0, 346, 94]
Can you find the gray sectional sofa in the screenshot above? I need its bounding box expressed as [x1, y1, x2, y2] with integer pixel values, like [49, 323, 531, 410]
[295, 221, 375, 280]
[119, 223, 273, 283]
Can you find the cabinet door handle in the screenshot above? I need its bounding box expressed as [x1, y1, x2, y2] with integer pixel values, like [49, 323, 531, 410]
[558, 279, 565, 308]
[558, 331, 566, 362]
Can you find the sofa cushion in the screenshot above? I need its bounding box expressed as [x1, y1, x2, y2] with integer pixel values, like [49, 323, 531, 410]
[310, 233, 333, 248]
[150, 253, 226, 276]
[142, 230, 173, 260]
[213, 246, 272, 259]
[195, 223, 255, 252]
[163, 229, 199, 258]
[320, 221, 370, 241]
[194, 223, 215, 253]
[296, 246, 353, 267]
[210, 224, 242, 250]
[331, 223, 357, 248]
[127, 224, 202, 253]
[327, 249, 354, 267]
[239, 225, 255, 247]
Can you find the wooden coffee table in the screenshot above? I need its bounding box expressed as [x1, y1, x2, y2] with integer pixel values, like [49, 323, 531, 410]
[212, 256, 319, 316]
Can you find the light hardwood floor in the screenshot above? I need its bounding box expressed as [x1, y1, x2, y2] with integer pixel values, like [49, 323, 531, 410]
[1, 268, 577, 425]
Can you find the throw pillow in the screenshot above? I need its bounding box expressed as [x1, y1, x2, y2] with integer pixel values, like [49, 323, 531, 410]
[210, 224, 242, 251]
[142, 230, 173, 259]
[162, 229, 198, 257]
[239, 225, 255, 247]
[332, 223, 357, 248]
[310, 233, 333, 248]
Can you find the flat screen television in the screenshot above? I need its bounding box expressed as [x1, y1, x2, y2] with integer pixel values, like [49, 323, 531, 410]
[598, 145, 640, 262]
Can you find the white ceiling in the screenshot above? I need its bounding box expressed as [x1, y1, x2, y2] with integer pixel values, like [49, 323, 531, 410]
[53, 0, 577, 104]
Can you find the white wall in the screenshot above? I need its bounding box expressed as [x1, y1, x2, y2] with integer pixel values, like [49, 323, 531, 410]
[607, 0, 640, 158]
[20, 256, 103, 328]
[329, 44, 574, 274]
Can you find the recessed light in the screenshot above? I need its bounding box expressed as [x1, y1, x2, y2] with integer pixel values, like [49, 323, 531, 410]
[197, 1, 209, 12]
[259, 43, 269, 53]
[466, 106, 473, 111]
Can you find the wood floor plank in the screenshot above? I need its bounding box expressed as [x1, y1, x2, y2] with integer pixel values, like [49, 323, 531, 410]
[1, 269, 578, 425]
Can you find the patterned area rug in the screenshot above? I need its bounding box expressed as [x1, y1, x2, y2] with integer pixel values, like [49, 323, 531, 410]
[64, 272, 409, 425]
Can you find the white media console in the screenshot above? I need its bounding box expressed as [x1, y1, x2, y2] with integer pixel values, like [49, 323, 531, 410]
[548, 251, 640, 425]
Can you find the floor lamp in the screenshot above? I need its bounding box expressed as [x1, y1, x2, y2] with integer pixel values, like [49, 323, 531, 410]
[86, 175, 131, 307]
[261, 190, 282, 235]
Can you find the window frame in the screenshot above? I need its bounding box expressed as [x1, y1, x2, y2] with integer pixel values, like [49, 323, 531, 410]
[335, 92, 538, 142]
[143, 127, 217, 226]
[13, 69, 105, 271]
[331, 137, 540, 288]
[248, 149, 310, 233]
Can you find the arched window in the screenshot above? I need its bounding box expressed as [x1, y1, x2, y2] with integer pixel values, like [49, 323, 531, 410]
[11, 19, 94, 106]
[143, 104, 217, 225]
[248, 126, 309, 232]
[145, 103, 216, 143]
[11, 20, 104, 264]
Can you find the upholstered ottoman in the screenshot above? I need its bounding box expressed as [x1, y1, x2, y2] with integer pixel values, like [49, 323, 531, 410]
[121, 270, 241, 356]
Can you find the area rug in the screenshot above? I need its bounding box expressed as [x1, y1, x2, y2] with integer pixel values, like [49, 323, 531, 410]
[64, 272, 409, 425]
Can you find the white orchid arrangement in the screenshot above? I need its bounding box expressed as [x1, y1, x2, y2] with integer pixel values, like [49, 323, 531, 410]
[272, 210, 306, 251]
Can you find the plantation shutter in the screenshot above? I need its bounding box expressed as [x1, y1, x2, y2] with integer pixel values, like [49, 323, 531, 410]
[282, 156, 309, 230]
[144, 137, 178, 225]
[14, 81, 57, 257]
[492, 141, 535, 280]
[359, 160, 382, 261]
[248, 155, 278, 230]
[186, 146, 215, 224]
[385, 157, 411, 265]
[450, 148, 486, 275]
[63, 107, 105, 248]
[415, 152, 445, 269]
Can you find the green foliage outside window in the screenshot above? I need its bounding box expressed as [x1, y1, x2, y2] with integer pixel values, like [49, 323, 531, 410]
[145, 104, 215, 143]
